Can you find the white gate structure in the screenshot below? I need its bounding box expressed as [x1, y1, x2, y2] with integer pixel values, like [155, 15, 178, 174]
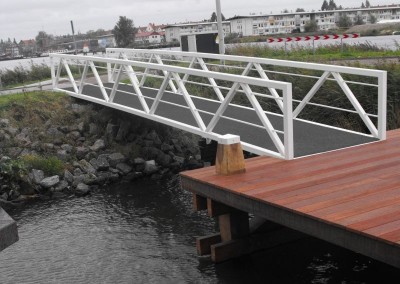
[50, 49, 387, 160]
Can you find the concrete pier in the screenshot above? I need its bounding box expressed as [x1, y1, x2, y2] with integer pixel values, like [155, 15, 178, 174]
[0, 206, 18, 252]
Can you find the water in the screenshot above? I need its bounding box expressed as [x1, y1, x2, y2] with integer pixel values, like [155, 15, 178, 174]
[0, 175, 399, 284]
[0, 35, 398, 72]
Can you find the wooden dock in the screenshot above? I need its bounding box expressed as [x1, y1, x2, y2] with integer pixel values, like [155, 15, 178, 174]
[180, 129, 400, 268]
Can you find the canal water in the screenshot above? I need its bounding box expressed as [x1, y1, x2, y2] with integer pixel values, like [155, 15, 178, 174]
[0, 175, 399, 284]
[0, 34, 399, 71]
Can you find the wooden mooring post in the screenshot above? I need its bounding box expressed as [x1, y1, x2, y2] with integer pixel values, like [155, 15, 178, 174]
[192, 135, 303, 263]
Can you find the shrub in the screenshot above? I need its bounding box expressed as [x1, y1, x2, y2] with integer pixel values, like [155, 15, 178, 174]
[21, 155, 65, 176]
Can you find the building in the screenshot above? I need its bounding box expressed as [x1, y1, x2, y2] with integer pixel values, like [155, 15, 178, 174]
[229, 5, 400, 36]
[97, 34, 116, 50]
[164, 21, 231, 43]
[19, 39, 36, 57]
[135, 23, 166, 44]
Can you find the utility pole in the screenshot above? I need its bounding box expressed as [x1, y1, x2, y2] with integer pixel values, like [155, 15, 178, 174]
[216, 0, 225, 55]
[70, 20, 77, 54]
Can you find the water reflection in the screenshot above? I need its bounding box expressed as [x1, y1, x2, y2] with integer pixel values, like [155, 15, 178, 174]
[0, 175, 398, 284]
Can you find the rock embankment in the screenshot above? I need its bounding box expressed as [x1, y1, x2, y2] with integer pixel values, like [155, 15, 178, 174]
[0, 99, 205, 206]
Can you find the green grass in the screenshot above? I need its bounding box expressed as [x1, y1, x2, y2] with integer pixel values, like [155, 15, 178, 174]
[226, 42, 400, 62]
[21, 154, 65, 176]
[0, 91, 75, 128]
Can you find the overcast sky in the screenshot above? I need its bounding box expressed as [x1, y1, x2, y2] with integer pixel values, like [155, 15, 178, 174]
[0, 0, 394, 40]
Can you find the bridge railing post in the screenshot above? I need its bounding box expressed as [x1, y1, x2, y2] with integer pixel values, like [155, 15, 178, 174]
[215, 134, 246, 175]
[283, 83, 294, 160]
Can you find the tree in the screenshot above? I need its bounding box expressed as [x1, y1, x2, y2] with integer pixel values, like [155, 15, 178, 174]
[282, 9, 289, 13]
[369, 13, 377, 23]
[354, 14, 365, 25]
[304, 20, 318, 32]
[35, 31, 50, 51]
[338, 15, 353, 28]
[361, 2, 365, 8]
[210, 12, 225, 22]
[296, 8, 305, 12]
[321, 0, 329, 11]
[328, 0, 337, 10]
[113, 16, 136, 48]
[366, 0, 371, 8]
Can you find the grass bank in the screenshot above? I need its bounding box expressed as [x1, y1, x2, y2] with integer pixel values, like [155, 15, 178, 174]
[226, 42, 400, 62]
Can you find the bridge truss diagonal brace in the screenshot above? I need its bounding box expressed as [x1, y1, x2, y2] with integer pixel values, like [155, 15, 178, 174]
[139, 54, 155, 87]
[171, 72, 207, 131]
[62, 59, 78, 93]
[196, 58, 225, 102]
[89, 61, 110, 102]
[53, 58, 63, 89]
[206, 62, 254, 133]
[240, 83, 285, 156]
[154, 54, 178, 93]
[293, 71, 331, 118]
[123, 64, 150, 114]
[109, 65, 123, 103]
[78, 61, 89, 95]
[149, 72, 172, 115]
[253, 63, 284, 113]
[331, 72, 378, 137]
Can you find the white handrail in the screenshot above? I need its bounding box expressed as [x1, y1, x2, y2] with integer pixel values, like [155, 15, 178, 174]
[50, 53, 294, 160]
[106, 48, 387, 141]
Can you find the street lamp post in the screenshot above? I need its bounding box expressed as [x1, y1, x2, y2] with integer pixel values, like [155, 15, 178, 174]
[216, 0, 225, 55]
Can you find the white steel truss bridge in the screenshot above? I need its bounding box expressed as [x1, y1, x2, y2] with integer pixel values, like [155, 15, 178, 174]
[49, 48, 387, 160]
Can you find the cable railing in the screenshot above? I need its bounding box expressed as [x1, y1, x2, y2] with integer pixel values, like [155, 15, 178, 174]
[49, 53, 294, 160]
[106, 48, 387, 141]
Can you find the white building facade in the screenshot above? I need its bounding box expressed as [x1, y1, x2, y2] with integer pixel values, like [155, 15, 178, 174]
[229, 5, 400, 36]
[165, 21, 231, 43]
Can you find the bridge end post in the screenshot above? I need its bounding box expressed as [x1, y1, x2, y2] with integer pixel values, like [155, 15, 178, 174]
[215, 134, 246, 175]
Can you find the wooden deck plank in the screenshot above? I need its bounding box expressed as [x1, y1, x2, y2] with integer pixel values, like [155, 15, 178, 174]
[347, 209, 400, 231]
[268, 166, 400, 205]
[309, 187, 400, 222]
[285, 172, 400, 212]
[223, 144, 400, 194]
[340, 204, 400, 227]
[364, 220, 400, 237]
[250, 157, 400, 200]
[180, 129, 400, 268]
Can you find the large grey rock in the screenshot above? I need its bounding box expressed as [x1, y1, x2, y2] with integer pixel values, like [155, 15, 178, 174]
[116, 163, 132, 175]
[61, 144, 73, 153]
[0, 118, 10, 127]
[133, 157, 145, 165]
[0, 193, 8, 201]
[64, 170, 74, 184]
[115, 120, 131, 142]
[5, 126, 18, 135]
[0, 207, 19, 252]
[56, 149, 69, 161]
[145, 130, 162, 146]
[105, 123, 119, 140]
[95, 156, 109, 171]
[89, 139, 105, 151]
[75, 146, 89, 160]
[73, 174, 97, 186]
[96, 172, 119, 184]
[75, 183, 90, 197]
[47, 127, 63, 137]
[39, 176, 60, 188]
[30, 169, 44, 184]
[157, 153, 172, 167]
[108, 153, 125, 167]
[144, 160, 158, 174]
[89, 123, 100, 136]
[78, 159, 96, 174]
[71, 103, 87, 113]
[54, 180, 69, 192]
